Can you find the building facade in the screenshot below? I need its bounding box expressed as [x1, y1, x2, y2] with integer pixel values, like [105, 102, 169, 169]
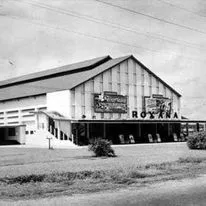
[0, 55, 183, 147]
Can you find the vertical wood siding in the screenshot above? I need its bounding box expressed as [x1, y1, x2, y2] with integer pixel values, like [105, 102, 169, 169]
[71, 58, 181, 120]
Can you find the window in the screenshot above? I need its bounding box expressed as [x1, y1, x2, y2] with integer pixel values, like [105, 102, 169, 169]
[8, 128, 16, 136]
[30, 131, 34, 135]
[25, 131, 29, 135]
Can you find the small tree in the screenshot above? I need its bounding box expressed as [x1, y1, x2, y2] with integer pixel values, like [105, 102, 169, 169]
[89, 138, 116, 157]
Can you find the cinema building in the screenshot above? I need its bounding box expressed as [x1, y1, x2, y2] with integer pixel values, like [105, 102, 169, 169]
[0, 55, 184, 147]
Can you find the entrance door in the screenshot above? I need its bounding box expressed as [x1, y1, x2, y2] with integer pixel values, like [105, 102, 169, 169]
[157, 123, 169, 142]
[141, 123, 157, 143]
[106, 123, 139, 144]
[0, 128, 5, 143]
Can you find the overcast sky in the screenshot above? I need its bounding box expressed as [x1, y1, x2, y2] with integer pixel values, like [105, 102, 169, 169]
[0, 0, 206, 119]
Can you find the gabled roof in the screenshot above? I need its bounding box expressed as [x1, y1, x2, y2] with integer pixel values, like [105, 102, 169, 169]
[67, 55, 181, 97]
[0, 55, 111, 88]
[0, 54, 181, 101]
[130, 55, 181, 97]
[64, 55, 131, 89]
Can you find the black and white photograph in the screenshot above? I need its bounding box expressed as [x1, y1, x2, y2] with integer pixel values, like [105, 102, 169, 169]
[0, 0, 206, 205]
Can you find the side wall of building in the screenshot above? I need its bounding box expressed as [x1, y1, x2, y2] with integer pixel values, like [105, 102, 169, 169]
[0, 95, 47, 134]
[46, 90, 71, 118]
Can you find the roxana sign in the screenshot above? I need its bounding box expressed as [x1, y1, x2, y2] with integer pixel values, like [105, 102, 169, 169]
[132, 110, 179, 119]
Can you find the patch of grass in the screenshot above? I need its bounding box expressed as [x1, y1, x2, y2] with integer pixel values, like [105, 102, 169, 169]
[2, 157, 205, 186]
[0, 174, 46, 184]
[1, 155, 206, 200]
[144, 162, 174, 170]
[0, 168, 158, 199]
[177, 157, 206, 164]
[0, 171, 107, 185]
[144, 157, 206, 171]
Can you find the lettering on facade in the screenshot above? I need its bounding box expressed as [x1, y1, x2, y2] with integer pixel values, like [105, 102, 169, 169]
[133, 94, 179, 119]
[132, 110, 179, 119]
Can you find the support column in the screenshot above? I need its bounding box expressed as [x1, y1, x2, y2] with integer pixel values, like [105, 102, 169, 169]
[57, 121, 61, 140]
[186, 123, 189, 136]
[196, 123, 200, 132]
[156, 123, 158, 135]
[138, 123, 141, 139]
[87, 123, 90, 142]
[168, 123, 170, 138]
[5, 128, 8, 141]
[34, 108, 39, 130]
[103, 123, 106, 139]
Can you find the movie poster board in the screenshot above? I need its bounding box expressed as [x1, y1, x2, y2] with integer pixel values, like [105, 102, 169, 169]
[94, 92, 127, 113]
[145, 94, 172, 114]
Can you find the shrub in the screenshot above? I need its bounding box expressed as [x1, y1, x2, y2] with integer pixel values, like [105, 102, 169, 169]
[187, 132, 206, 150]
[88, 138, 116, 157]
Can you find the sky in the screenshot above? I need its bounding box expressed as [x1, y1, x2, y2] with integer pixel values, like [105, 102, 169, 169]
[0, 0, 206, 119]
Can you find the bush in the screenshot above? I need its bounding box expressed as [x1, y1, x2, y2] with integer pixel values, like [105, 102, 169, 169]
[187, 132, 206, 150]
[88, 138, 116, 157]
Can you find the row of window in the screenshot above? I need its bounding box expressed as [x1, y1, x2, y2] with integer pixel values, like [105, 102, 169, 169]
[25, 130, 35, 135]
[0, 107, 47, 117]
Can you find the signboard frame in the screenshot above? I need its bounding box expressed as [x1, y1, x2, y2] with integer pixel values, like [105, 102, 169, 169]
[144, 94, 172, 114]
[94, 92, 127, 113]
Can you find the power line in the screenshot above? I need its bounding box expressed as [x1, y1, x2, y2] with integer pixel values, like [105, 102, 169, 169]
[12, 0, 206, 58]
[4, 14, 206, 63]
[156, 0, 206, 18]
[94, 0, 206, 35]
[4, 15, 165, 54]
[16, 0, 206, 52]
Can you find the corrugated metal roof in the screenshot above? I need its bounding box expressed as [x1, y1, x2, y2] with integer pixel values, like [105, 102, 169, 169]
[0, 55, 130, 101]
[0, 54, 181, 101]
[0, 55, 111, 88]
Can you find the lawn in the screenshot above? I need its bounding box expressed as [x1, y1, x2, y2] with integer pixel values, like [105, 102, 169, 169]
[0, 142, 206, 178]
[1, 142, 206, 200]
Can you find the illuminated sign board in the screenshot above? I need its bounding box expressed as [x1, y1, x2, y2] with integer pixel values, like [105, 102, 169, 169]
[94, 92, 127, 113]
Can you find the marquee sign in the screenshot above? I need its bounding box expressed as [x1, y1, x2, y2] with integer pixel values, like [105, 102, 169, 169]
[94, 92, 127, 113]
[144, 94, 172, 114]
[132, 94, 178, 119]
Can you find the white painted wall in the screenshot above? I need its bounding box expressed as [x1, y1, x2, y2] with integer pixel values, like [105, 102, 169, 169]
[0, 95, 47, 134]
[47, 90, 71, 118]
[0, 95, 46, 111]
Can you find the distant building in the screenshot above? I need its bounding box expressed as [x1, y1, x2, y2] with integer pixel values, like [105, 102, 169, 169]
[0, 55, 189, 147]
